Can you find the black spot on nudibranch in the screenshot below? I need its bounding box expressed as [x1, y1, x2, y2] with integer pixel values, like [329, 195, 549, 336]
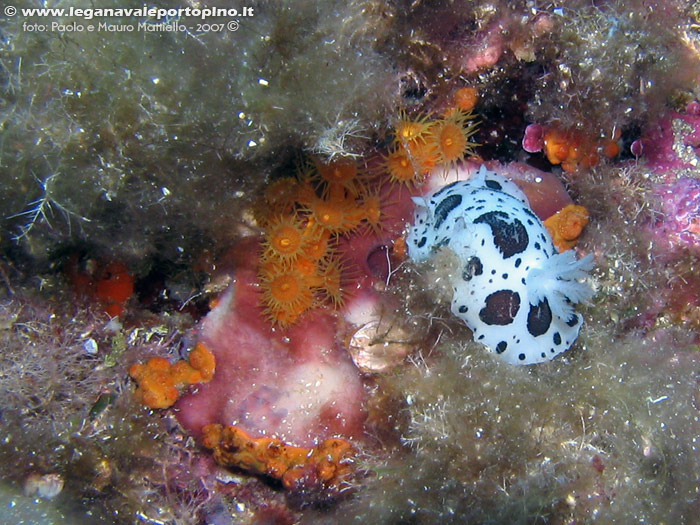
[473, 211, 529, 258]
[485, 179, 502, 190]
[433, 194, 462, 229]
[566, 315, 579, 327]
[553, 332, 562, 345]
[518, 353, 526, 361]
[417, 237, 427, 248]
[462, 256, 483, 281]
[433, 181, 459, 198]
[527, 299, 553, 336]
[479, 290, 521, 325]
[524, 208, 538, 221]
[496, 341, 507, 353]
[458, 305, 468, 313]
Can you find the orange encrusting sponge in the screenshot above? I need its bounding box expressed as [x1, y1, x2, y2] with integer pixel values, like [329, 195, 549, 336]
[129, 342, 216, 409]
[94, 262, 134, 317]
[544, 204, 590, 252]
[66, 257, 135, 318]
[202, 423, 356, 494]
[188, 341, 216, 381]
[543, 126, 620, 173]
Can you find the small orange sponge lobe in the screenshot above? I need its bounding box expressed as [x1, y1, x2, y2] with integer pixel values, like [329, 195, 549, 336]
[189, 342, 216, 381]
[544, 204, 590, 252]
[454, 87, 479, 111]
[130, 344, 217, 409]
[129, 357, 179, 409]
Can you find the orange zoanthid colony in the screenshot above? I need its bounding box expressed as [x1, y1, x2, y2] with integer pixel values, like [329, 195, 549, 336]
[543, 204, 590, 252]
[202, 423, 356, 494]
[543, 125, 620, 173]
[385, 96, 479, 186]
[129, 342, 216, 409]
[255, 157, 386, 328]
[254, 98, 479, 329]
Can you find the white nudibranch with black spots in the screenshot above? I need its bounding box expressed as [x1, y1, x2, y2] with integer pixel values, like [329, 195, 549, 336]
[407, 165, 594, 365]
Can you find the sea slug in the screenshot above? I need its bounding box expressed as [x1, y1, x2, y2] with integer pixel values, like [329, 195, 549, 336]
[407, 165, 594, 364]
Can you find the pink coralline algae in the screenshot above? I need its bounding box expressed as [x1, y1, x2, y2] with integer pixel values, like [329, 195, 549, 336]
[635, 103, 700, 177]
[635, 102, 700, 258]
[175, 261, 368, 447]
[650, 177, 700, 257]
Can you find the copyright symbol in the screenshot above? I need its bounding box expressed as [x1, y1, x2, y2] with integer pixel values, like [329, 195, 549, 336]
[4, 6, 17, 16]
[227, 20, 239, 31]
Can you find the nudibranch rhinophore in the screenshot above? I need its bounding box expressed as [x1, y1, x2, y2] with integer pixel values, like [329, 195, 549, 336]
[407, 165, 594, 365]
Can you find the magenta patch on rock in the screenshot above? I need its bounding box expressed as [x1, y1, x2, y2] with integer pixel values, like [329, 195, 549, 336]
[648, 177, 700, 258]
[637, 108, 700, 176]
